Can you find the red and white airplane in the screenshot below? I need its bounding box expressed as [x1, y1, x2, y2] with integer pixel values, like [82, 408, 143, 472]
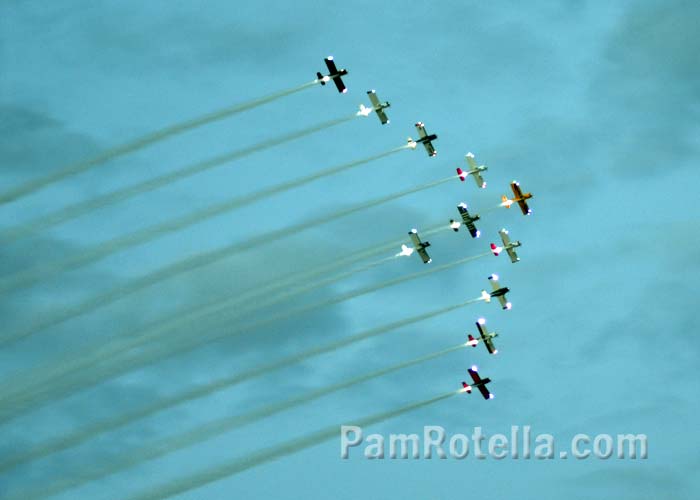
[456, 152, 487, 189]
[461, 365, 494, 400]
[501, 181, 533, 215]
[316, 56, 348, 94]
[490, 228, 522, 263]
[467, 318, 499, 354]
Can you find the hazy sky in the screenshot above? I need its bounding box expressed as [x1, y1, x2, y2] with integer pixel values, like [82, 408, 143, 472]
[1, 1, 698, 498]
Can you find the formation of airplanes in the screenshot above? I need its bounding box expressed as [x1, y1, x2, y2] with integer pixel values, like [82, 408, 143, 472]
[316, 56, 538, 403]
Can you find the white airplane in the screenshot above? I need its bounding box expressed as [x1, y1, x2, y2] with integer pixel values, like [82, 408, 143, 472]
[456, 152, 487, 188]
[467, 318, 499, 354]
[407, 228, 432, 264]
[480, 274, 512, 310]
[366, 90, 390, 125]
[490, 228, 522, 263]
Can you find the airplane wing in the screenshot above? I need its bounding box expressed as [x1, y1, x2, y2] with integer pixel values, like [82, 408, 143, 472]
[471, 171, 485, 189]
[496, 295, 510, 309]
[415, 122, 428, 139]
[408, 230, 422, 249]
[468, 366, 493, 400]
[324, 57, 339, 74]
[367, 90, 380, 107]
[416, 246, 432, 264]
[488, 274, 501, 292]
[499, 228, 512, 247]
[517, 199, 531, 215]
[422, 141, 436, 157]
[466, 152, 478, 170]
[476, 320, 497, 354]
[506, 247, 519, 263]
[332, 76, 347, 94]
[510, 181, 524, 200]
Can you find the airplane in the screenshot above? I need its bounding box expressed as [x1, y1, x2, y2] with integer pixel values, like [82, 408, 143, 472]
[316, 56, 348, 94]
[490, 228, 522, 263]
[366, 90, 390, 124]
[449, 202, 480, 238]
[456, 152, 487, 189]
[408, 122, 438, 157]
[466, 318, 499, 354]
[407, 229, 432, 264]
[480, 274, 512, 310]
[501, 181, 533, 215]
[461, 365, 494, 400]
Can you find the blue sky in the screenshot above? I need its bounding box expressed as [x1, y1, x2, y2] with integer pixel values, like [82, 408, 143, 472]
[1, 0, 699, 498]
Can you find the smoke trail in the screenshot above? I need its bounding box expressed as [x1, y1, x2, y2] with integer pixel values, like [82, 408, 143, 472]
[0, 179, 461, 410]
[0, 252, 403, 414]
[0, 249, 487, 421]
[0, 295, 476, 473]
[0, 112, 384, 243]
[0, 80, 319, 205]
[0, 115, 363, 294]
[126, 391, 459, 500]
[0, 173, 457, 296]
[0, 228, 405, 348]
[17, 347, 463, 499]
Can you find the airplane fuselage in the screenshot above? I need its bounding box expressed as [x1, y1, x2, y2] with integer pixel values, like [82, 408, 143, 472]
[417, 134, 437, 144]
[491, 287, 510, 297]
[316, 69, 348, 85]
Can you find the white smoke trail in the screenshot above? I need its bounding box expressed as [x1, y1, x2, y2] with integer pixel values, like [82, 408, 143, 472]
[0, 112, 377, 243]
[0, 80, 319, 205]
[125, 391, 459, 500]
[15, 347, 464, 499]
[0, 297, 475, 473]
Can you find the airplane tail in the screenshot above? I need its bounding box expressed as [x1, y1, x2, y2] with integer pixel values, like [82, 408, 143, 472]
[480, 290, 491, 302]
[316, 72, 326, 85]
[456, 167, 466, 181]
[501, 195, 511, 207]
[490, 243, 501, 256]
[467, 334, 478, 347]
[461, 382, 472, 393]
[449, 219, 460, 232]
